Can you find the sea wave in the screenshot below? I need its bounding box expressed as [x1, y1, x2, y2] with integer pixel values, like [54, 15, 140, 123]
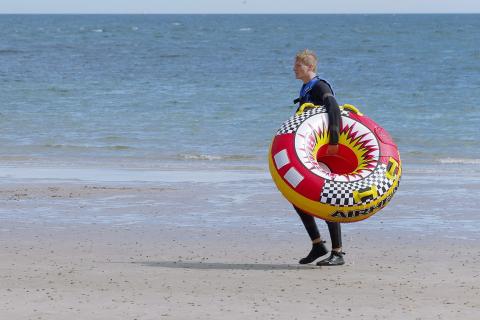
[42, 144, 132, 151]
[177, 153, 256, 161]
[437, 158, 480, 165]
[0, 48, 21, 55]
[158, 54, 182, 59]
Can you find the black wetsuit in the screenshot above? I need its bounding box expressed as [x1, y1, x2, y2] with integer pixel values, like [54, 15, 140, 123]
[294, 76, 342, 249]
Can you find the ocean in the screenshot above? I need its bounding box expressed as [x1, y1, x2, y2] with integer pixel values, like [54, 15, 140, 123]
[1, 14, 479, 169]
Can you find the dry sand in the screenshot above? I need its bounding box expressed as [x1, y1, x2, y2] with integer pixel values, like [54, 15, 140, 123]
[0, 179, 479, 319]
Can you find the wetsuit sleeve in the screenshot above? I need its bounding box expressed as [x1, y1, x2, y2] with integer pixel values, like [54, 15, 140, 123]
[324, 95, 341, 145]
[311, 81, 341, 145]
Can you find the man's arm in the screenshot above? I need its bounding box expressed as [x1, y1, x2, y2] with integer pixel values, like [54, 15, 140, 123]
[311, 81, 341, 149]
[322, 92, 341, 155]
[322, 92, 340, 145]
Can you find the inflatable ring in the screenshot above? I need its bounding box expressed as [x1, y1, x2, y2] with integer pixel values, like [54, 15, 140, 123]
[269, 104, 401, 223]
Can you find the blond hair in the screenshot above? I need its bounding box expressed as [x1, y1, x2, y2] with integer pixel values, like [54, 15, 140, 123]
[295, 49, 318, 72]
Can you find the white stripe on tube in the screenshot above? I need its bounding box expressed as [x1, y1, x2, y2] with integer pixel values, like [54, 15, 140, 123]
[274, 149, 290, 169]
[284, 167, 304, 188]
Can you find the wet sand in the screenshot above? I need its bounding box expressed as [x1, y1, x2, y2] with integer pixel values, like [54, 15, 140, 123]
[0, 167, 479, 319]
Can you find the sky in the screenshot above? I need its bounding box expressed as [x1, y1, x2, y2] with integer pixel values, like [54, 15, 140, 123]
[1, 0, 479, 14]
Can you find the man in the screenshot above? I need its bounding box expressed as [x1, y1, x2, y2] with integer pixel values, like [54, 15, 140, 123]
[292, 49, 345, 266]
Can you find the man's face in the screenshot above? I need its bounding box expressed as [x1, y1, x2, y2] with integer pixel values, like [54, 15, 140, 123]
[293, 59, 311, 80]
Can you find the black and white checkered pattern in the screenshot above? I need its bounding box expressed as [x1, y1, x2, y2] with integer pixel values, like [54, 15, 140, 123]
[320, 164, 394, 206]
[276, 107, 325, 135]
[320, 183, 355, 206]
[277, 107, 350, 135]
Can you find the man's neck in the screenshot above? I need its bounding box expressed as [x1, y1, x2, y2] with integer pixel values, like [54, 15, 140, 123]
[302, 72, 317, 84]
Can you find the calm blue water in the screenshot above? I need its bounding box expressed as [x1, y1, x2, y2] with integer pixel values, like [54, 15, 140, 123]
[1, 14, 479, 168]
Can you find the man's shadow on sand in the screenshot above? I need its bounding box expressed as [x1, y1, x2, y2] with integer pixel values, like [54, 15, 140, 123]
[132, 261, 317, 271]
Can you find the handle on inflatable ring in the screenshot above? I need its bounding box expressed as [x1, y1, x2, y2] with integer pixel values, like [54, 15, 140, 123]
[341, 104, 363, 116]
[296, 102, 317, 115]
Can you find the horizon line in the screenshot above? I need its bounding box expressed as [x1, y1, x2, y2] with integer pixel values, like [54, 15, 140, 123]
[0, 12, 479, 15]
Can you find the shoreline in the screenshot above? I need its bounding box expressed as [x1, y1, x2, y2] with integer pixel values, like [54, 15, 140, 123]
[0, 166, 269, 183]
[0, 162, 478, 237]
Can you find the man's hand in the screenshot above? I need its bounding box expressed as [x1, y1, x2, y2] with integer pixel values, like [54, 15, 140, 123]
[327, 144, 339, 155]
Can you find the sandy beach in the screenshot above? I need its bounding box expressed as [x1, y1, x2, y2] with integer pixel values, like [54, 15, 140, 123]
[0, 166, 479, 320]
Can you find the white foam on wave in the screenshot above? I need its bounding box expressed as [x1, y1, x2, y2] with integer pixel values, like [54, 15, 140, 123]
[437, 158, 480, 165]
[239, 27, 252, 31]
[178, 153, 256, 161]
[180, 154, 223, 161]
